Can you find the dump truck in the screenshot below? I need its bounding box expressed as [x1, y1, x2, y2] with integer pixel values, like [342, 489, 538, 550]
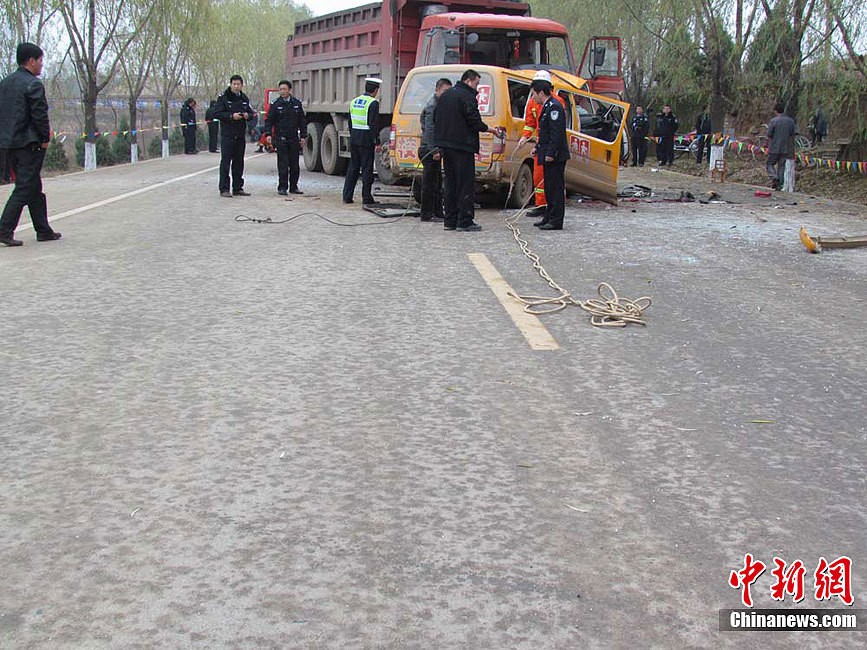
[283, 0, 622, 183]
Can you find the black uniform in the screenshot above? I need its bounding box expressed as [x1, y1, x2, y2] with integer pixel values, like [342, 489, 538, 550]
[265, 95, 306, 193]
[213, 87, 256, 194]
[418, 93, 444, 221]
[433, 81, 489, 229]
[630, 112, 650, 166]
[654, 111, 678, 165]
[180, 100, 197, 154]
[694, 111, 712, 163]
[0, 66, 57, 242]
[205, 101, 219, 152]
[342, 93, 380, 204]
[536, 96, 570, 229]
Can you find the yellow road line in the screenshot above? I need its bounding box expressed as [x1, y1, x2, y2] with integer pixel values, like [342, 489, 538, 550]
[467, 253, 560, 351]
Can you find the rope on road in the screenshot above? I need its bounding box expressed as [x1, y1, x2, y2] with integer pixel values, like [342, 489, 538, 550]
[235, 213, 408, 227]
[502, 180, 651, 328]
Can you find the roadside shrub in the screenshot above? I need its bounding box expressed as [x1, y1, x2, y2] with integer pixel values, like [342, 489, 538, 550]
[43, 136, 69, 171]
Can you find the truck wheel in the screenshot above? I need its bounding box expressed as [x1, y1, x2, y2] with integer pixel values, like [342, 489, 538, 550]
[321, 124, 347, 175]
[304, 123, 324, 172]
[507, 161, 535, 209]
[375, 126, 396, 185]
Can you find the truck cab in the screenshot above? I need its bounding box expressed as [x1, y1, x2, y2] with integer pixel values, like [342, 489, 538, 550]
[416, 13, 576, 74]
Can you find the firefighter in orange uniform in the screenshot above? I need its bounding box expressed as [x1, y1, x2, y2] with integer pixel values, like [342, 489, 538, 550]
[518, 70, 564, 217]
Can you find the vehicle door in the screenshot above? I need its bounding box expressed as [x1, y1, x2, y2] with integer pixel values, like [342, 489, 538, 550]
[578, 37, 624, 99]
[562, 89, 629, 204]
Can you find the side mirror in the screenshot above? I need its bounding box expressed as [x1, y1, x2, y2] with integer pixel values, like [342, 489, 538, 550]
[466, 32, 479, 46]
[594, 46, 606, 68]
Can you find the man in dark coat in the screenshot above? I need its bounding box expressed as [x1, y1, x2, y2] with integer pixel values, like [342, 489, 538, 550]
[529, 79, 569, 231]
[205, 100, 219, 153]
[342, 77, 381, 206]
[213, 75, 256, 197]
[265, 80, 306, 195]
[433, 69, 501, 232]
[0, 43, 60, 246]
[630, 105, 649, 167]
[809, 107, 828, 146]
[417, 77, 451, 221]
[694, 105, 712, 164]
[180, 98, 198, 154]
[654, 105, 678, 166]
[766, 102, 797, 190]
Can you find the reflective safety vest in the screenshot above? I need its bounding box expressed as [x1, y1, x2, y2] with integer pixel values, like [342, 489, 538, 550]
[350, 94, 374, 130]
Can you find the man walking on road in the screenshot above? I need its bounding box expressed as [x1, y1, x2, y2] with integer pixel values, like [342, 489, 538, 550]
[0, 43, 60, 247]
[529, 79, 569, 231]
[265, 80, 306, 196]
[630, 106, 649, 167]
[343, 77, 381, 206]
[180, 98, 198, 155]
[434, 69, 501, 232]
[418, 77, 451, 222]
[214, 75, 256, 197]
[766, 103, 796, 191]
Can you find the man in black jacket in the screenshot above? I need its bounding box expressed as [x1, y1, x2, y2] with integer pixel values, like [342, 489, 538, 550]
[433, 69, 501, 232]
[343, 77, 381, 206]
[529, 79, 569, 231]
[655, 105, 678, 166]
[205, 100, 219, 152]
[180, 98, 198, 154]
[694, 105, 712, 164]
[418, 77, 451, 222]
[214, 75, 256, 197]
[265, 80, 306, 195]
[630, 106, 649, 167]
[0, 43, 60, 247]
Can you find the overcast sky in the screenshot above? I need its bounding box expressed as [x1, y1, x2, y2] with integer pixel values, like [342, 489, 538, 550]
[302, 0, 373, 17]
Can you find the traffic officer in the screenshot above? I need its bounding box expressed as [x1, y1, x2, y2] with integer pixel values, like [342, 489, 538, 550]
[654, 105, 678, 166]
[342, 77, 381, 206]
[265, 80, 307, 195]
[214, 74, 256, 197]
[517, 70, 564, 217]
[630, 106, 649, 166]
[180, 98, 198, 154]
[0, 43, 60, 247]
[205, 99, 219, 153]
[529, 78, 569, 231]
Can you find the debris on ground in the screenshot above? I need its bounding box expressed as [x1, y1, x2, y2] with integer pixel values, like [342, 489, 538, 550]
[799, 226, 867, 253]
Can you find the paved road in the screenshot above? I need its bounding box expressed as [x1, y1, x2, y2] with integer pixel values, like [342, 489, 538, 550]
[1, 150, 865, 649]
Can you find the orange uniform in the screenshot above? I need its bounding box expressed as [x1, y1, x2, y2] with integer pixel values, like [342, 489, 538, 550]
[522, 93, 564, 206]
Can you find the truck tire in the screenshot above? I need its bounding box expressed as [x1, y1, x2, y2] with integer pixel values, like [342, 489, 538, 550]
[304, 122, 324, 172]
[507, 161, 535, 209]
[321, 124, 347, 175]
[375, 126, 396, 185]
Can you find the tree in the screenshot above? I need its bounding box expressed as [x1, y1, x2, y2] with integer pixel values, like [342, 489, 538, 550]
[57, 0, 155, 169]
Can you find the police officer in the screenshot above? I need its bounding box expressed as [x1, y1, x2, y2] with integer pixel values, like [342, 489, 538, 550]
[180, 98, 198, 154]
[529, 78, 569, 231]
[630, 106, 649, 167]
[343, 77, 381, 206]
[265, 80, 306, 195]
[0, 43, 60, 247]
[654, 105, 678, 166]
[214, 75, 256, 197]
[205, 99, 219, 153]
